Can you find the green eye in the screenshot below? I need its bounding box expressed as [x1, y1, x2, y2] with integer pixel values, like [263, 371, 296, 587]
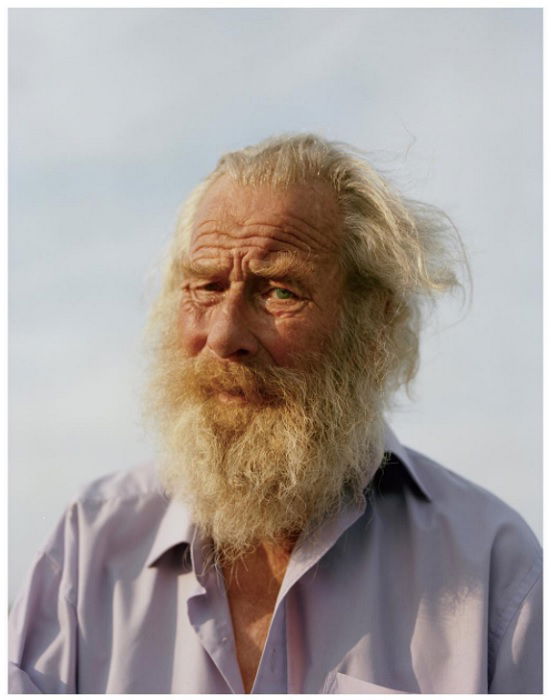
[273, 287, 295, 300]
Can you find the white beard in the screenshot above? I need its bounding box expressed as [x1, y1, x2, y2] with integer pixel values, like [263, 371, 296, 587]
[147, 335, 386, 562]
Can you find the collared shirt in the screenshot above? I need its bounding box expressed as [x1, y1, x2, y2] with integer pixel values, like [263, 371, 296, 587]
[9, 428, 542, 694]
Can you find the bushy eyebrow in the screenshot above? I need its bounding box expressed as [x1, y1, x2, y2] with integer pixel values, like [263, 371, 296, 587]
[180, 254, 314, 285]
[248, 255, 314, 282]
[180, 259, 229, 279]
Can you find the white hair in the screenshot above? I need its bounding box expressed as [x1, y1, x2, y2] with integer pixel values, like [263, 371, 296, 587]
[154, 133, 466, 398]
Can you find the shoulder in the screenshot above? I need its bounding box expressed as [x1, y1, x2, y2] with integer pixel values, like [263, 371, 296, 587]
[404, 445, 540, 553]
[73, 462, 165, 504]
[396, 446, 542, 643]
[41, 464, 174, 570]
[379, 439, 542, 605]
[375, 440, 542, 688]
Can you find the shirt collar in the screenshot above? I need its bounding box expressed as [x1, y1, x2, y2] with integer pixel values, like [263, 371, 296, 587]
[146, 424, 432, 567]
[382, 422, 433, 502]
[146, 495, 196, 568]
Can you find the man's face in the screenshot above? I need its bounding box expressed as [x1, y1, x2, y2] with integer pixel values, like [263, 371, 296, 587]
[179, 176, 345, 382]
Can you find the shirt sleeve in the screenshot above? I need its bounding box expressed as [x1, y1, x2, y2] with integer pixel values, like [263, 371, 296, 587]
[8, 508, 79, 694]
[489, 572, 543, 694]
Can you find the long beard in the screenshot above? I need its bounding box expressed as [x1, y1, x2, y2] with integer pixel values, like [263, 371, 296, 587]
[145, 310, 385, 563]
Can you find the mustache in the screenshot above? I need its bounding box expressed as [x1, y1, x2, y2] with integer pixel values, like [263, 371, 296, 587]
[183, 354, 308, 405]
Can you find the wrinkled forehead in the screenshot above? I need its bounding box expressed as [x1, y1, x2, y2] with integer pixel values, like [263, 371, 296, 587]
[189, 175, 343, 260]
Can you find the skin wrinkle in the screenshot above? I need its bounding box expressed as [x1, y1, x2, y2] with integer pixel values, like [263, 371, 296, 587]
[194, 216, 331, 248]
[190, 220, 338, 256]
[248, 256, 316, 278]
[244, 217, 336, 253]
[192, 233, 317, 256]
[181, 260, 331, 347]
[181, 255, 317, 298]
[181, 255, 315, 279]
[178, 180, 344, 369]
[190, 177, 341, 259]
[180, 277, 316, 362]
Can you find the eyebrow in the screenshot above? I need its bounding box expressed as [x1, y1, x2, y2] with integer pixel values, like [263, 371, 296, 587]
[180, 259, 230, 279]
[180, 254, 315, 285]
[248, 255, 314, 282]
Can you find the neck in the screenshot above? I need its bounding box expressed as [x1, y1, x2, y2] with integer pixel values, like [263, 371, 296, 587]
[222, 536, 297, 592]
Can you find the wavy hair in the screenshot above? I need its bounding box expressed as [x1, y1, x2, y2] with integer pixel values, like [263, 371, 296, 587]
[154, 133, 466, 399]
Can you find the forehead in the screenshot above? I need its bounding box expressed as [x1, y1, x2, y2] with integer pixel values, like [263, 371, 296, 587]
[189, 176, 342, 262]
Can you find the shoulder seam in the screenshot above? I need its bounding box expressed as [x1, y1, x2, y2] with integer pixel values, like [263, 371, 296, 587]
[488, 549, 542, 670]
[40, 550, 62, 576]
[37, 551, 78, 608]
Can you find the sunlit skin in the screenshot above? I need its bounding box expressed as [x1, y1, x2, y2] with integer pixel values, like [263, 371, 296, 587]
[179, 176, 346, 692]
[180, 175, 345, 372]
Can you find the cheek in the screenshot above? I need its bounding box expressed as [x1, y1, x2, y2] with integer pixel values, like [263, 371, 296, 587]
[265, 316, 335, 366]
[179, 302, 207, 356]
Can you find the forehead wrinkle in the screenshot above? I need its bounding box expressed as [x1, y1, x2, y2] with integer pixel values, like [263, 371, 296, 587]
[193, 216, 326, 243]
[192, 214, 338, 256]
[190, 229, 316, 256]
[190, 178, 343, 263]
[240, 217, 337, 254]
[180, 251, 317, 286]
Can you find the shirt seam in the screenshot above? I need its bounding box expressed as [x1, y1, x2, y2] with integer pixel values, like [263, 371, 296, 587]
[40, 549, 62, 575]
[488, 549, 542, 669]
[40, 550, 78, 607]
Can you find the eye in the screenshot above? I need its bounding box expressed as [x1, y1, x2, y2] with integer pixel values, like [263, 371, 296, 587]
[200, 281, 225, 293]
[270, 287, 297, 301]
[261, 285, 305, 315]
[184, 280, 226, 305]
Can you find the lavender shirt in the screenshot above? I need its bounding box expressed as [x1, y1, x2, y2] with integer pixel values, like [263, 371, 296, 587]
[9, 428, 542, 694]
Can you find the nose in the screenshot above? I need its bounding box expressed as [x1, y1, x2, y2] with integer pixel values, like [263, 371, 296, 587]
[206, 294, 259, 361]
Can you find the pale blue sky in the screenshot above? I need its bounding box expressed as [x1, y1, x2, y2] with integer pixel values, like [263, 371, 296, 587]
[9, 8, 542, 602]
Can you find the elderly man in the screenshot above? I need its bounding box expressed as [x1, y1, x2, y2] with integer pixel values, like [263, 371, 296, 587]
[9, 134, 542, 694]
